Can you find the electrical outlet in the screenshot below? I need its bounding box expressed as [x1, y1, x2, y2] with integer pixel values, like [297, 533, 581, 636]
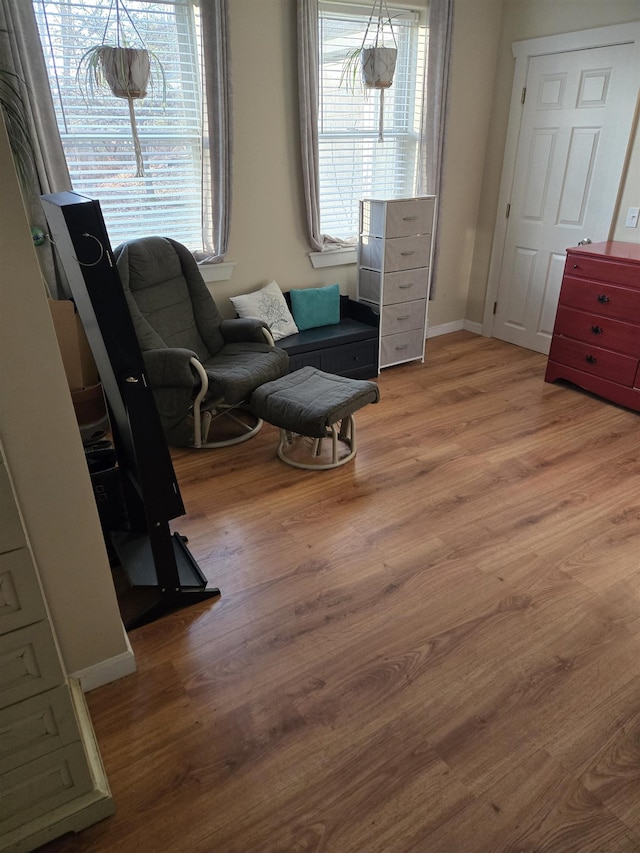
[625, 207, 640, 228]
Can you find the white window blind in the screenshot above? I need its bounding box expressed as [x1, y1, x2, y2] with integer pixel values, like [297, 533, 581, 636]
[33, 0, 205, 251]
[318, 2, 427, 242]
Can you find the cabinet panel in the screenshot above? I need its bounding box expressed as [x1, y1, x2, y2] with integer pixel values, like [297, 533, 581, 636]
[566, 253, 640, 288]
[0, 742, 94, 836]
[286, 351, 323, 374]
[554, 305, 640, 357]
[559, 276, 640, 321]
[0, 621, 65, 710]
[380, 329, 425, 367]
[0, 462, 25, 555]
[381, 300, 426, 336]
[0, 442, 114, 849]
[0, 548, 47, 635]
[0, 685, 80, 774]
[548, 336, 638, 386]
[323, 340, 377, 379]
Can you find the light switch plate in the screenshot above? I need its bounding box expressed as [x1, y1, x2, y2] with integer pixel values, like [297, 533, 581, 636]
[625, 207, 640, 228]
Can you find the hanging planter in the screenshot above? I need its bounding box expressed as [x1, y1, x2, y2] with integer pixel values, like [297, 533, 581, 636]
[77, 0, 165, 177]
[97, 46, 151, 99]
[361, 45, 397, 90]
[340, 0, 397, 141]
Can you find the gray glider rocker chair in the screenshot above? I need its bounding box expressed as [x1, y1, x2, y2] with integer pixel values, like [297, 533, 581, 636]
[113, 237, 289, 448]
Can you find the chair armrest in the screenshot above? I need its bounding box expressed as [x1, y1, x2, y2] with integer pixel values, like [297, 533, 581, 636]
[142, 348, 199, 388]
[220, 317, 271, 344]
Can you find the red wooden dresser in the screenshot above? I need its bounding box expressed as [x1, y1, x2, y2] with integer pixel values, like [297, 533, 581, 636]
[545, 241, 640, 412]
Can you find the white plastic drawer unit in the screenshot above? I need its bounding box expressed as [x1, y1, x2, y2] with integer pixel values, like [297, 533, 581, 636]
[357, 195, 437, 371]
[380, 300, 427, 337]
[380, 329, 426, 367]
[359, 268, 430, 305]
[360, 196, 436, 239]
[359, 233, 432, 273]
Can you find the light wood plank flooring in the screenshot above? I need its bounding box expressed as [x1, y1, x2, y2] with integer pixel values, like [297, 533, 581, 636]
[43, 332, 640, 852]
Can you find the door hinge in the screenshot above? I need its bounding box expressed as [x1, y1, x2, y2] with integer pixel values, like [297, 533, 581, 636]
[521, 87, 526, 104]
[493, 301, 498, 315]
[506, 203, 511, 218]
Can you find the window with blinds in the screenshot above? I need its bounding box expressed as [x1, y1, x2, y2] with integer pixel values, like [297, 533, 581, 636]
[318, 2, 427, 242]
[33, 0, 205, 252]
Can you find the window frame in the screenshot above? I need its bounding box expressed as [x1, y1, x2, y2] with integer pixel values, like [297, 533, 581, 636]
[33, 0, 211, 255]
[315, 0, 427, 249]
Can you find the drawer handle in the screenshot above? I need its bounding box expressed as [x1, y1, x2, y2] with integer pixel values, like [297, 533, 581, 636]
[400, 251, 415, 256]
[395, 344, 409, 351]
[397, 315, 411, 321]
[573, 264, 579, 269]
[398, 283, 414, 289]
[585, 354, 597, 365]
[591, 325, 603, 335]
[402, 215, 418, 221]
[596, 294, 610, 304]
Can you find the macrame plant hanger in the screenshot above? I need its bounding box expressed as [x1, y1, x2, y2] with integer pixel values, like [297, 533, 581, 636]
[361, 0, 398, 142]
[77, 0, 163, 177]
[101, 0, 148, 176]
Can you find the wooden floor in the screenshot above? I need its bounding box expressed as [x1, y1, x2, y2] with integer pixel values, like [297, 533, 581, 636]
[44, 332, 640, 853]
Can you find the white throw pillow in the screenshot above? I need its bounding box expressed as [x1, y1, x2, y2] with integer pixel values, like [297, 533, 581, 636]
[229, 280, 299, 341]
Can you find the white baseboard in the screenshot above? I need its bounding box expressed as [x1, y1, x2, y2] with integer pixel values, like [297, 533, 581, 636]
[463, 319, 483, 335]
[427, 319, 482, 338]
[71, 636, 137, 693]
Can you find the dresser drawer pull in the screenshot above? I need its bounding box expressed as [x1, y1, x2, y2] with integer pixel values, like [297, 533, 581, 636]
[397, 315, 411, 321]
[402, 215, 418, 221]
[596, 294, 610, 304]
[585, 354, 597, 365]
[591, 325, 603, 335]
[395, 344, 409, 351]
[398, 283, 414, 289]
[400, 251, 415, 256]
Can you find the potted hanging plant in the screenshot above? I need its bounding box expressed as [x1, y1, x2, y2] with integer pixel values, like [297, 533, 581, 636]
[77, 0, 165, 177]
[0, 57, 35, 189]
[340, 0, 397, 140]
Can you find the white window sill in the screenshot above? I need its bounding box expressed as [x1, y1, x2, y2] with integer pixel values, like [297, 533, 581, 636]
[199, 261, 235, 283]
[309, 247, 357, 268]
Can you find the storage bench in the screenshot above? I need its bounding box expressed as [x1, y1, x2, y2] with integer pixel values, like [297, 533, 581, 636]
[277, 294, 379, 380]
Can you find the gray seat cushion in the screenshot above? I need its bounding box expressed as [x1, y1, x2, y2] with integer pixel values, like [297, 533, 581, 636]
[204, 343, 289, 406]
[250, 366, 379, 438]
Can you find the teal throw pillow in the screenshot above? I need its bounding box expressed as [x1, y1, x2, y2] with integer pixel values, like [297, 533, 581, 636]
[290, 284, 340, 331]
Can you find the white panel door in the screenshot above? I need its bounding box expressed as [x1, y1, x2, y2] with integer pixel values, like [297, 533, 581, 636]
[492, 41, 638, 354]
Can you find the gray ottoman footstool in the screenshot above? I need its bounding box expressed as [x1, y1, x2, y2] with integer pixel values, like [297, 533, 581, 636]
[250, 366, 380, 470]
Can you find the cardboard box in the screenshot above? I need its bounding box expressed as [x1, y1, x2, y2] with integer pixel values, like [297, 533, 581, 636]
[71, 383, 107, 426]
[48, 298, 99, 391]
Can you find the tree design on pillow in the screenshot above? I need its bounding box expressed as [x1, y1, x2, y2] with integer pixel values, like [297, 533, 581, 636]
[230, 280, 298, 340]
[258, 291, 294, 337]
